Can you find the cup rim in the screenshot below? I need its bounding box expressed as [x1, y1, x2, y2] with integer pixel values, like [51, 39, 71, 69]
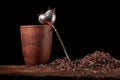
[20, 25, 50, 27]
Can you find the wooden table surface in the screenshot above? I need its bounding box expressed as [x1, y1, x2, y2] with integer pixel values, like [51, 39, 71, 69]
[0, 65, 120, 80]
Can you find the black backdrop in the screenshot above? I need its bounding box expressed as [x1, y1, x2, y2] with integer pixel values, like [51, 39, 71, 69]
[0, 1, 119, 64]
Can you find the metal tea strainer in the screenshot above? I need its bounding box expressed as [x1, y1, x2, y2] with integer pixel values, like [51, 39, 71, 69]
[38, 8, 71, 60]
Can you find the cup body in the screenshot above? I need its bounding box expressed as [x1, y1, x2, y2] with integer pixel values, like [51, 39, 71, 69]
[20, 25, 53, 65]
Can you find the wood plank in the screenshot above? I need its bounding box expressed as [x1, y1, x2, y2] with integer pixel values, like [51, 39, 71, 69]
[0, 65, 120, 77]
[0, 65, 120, 79]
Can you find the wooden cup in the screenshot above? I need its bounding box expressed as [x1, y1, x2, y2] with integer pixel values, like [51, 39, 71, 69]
[20, 25, 53, 65]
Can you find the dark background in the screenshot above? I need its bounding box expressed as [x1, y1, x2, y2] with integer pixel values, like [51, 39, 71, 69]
[0, 1, 119, 64]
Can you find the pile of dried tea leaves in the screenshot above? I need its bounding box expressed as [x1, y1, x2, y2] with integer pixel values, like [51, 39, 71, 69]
[39, 51, 120, 72]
